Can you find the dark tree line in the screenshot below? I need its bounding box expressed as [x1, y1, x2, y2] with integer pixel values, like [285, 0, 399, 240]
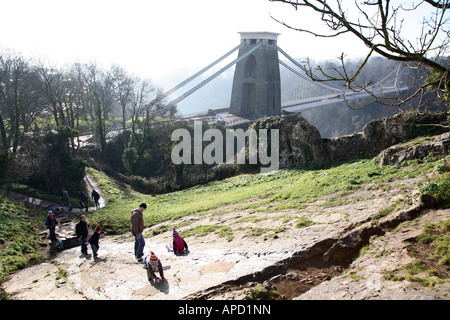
[0, 48, 176, 194]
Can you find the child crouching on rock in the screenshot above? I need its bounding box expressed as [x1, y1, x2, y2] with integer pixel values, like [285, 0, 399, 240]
[144, 251, 166, 282]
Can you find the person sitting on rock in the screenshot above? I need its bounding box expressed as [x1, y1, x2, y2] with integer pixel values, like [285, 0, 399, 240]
[144, 251, 166, 282]
[172, 228, 188, 255]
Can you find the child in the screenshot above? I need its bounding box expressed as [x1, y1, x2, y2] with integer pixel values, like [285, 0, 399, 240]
[144, 251, 166, 282]
[45, 211, 58, 242]
[88, 225, 102, 259]
[172, 228, 188, 255]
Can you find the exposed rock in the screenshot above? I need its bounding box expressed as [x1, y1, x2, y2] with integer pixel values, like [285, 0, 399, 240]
[279, 119, 331, 168]
[378, 132, 450, 166]
[325, 112, 449, 163]
[256, 111, 448, 169]
[295, 208, 450, 300]
[252, 115, 331, 168]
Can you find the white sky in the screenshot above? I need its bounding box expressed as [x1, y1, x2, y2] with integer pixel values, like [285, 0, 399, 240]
[0, 0, 441, 92]
[0, 1, 368, 80]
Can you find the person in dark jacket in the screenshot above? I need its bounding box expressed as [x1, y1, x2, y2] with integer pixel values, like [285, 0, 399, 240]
[78, 189, 89, 212]
[88, 225, 102, 259]
[91, 190, 100, 210]
[45, 211, 57, 242]
[75, 215, 89, 255]
[61, 188, 72, 211]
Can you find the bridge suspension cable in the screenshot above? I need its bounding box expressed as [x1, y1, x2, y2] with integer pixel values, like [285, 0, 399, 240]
[166, 41, 263, 107]
[161, 42, 246, 99]
[277, 46, 347, 93]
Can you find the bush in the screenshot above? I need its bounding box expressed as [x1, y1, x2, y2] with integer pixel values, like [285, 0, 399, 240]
[419, 172, 450, 208]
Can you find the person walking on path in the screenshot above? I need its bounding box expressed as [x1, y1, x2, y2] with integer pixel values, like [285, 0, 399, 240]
[91, 189, 100, 210]
[78, 189, 89, 212]
[131, 203, 146, 262]
[45, 210, 58, 242]
[88, 225, 102, 259]
[61, 188, 72, 211]
[75, 215, 89, 255]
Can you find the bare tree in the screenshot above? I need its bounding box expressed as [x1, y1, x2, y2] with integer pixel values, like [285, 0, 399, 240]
[0, 50, 42, 152]
[112, 65, 135, 132]
[128, 77, 154, 145]
[270, 0, 450, 108]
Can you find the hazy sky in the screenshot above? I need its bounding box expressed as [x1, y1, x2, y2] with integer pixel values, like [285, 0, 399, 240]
[0, 0, 441, 95]
[0, 1, 368, 79]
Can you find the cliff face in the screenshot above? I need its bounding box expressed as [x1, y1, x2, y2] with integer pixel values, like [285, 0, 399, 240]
[326, 112, 449, 163]
[378, 132, 450, 166]
[253, 111, 449, 169]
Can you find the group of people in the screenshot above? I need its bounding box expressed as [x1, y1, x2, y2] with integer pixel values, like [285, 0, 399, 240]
[75, 215, 102, 259]
[60, 187, 101, 212]
[131, 202, 189, 282]
[45, 187, 102, 254]
[45, 212, 102, 259]
[46, 201, 189, 283]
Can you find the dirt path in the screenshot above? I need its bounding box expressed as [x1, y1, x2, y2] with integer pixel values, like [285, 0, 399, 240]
[0, 172, 106, 214]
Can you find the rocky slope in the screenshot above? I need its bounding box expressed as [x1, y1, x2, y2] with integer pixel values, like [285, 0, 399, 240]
[3, 172, 448, 300]
[2, 112, 449, 300]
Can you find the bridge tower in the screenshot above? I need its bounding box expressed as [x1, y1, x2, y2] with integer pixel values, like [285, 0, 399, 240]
[230, 32, 281, 118]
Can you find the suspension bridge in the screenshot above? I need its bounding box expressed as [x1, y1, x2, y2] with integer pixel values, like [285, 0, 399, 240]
[161, 32, 409, 124]
[94, 32, 409, 144]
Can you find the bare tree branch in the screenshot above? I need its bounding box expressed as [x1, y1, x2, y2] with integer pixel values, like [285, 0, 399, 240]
[270, 0, 450, 111]
[270, 0, 450, 79]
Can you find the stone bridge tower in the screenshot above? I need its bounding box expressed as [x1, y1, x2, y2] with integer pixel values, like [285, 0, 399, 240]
[230, 32, 281, 118]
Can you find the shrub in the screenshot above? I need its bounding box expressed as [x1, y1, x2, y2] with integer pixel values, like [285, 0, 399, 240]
[296, 216, 314, 228]
[419, 173, 450, 208]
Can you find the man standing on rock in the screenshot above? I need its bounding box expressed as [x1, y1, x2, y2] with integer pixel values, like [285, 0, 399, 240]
[76, 215, 89, 255]
[131, 203, 146, 262]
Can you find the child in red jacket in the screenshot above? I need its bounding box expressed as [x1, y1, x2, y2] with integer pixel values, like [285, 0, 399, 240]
[172, 228, 189, 255]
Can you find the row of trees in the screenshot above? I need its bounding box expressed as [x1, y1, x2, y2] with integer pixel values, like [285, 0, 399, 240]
[0, 48, 177, 193]
[0, 49, 176, 155]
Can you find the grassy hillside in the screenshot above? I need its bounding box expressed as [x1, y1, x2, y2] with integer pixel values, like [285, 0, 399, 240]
[1, 150, 448, 288]
[0, 197, 47, 282]
[87, 153, 449, 236]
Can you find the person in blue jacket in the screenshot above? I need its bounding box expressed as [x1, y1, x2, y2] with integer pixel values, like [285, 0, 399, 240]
[45, 211, 57, 242]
